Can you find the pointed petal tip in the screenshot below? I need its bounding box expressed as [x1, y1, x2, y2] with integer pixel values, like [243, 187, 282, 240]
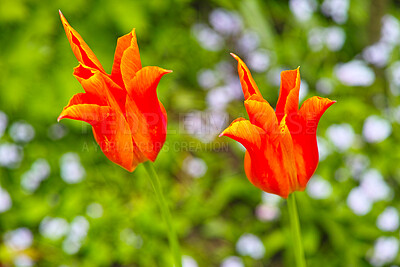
[230, 52, 240, 61]
[218, 132, 225, 138]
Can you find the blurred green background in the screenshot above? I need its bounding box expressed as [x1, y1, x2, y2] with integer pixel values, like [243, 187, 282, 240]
[1, 0, 400, 266]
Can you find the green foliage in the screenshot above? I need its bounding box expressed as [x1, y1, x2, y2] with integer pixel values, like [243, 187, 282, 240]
[1, 0, 400, 266]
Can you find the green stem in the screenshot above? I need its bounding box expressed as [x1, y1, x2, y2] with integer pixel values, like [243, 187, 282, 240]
[143, 161, 182, 267]
[287, 193, 306, 267]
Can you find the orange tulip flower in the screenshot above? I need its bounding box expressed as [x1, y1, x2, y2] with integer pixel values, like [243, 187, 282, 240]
[220, 54, 335, 198]
[58, 11, 171, 172]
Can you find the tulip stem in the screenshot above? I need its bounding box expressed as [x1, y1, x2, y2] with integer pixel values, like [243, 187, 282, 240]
[287, 193, 306, 267]
[143, 161, 182, 267]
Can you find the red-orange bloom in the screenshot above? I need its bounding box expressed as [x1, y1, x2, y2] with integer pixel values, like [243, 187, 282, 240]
[220, 54, 335, 198]
[58, 11, 171, 172]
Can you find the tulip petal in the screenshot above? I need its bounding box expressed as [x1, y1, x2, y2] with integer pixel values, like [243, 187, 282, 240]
[287, 96, 336, 188]
[244, 116, 298, 198]
[123, 66, 170, 161]
[59, 11, 105, 73]
[60, 93, 101, 112]
[219, 118, 265, 151]
[112, 29, 142, 88]
[275, 68, 300, 122]
[231, 53, 263, 100]
[58, 104, 145, 171]
[74, 64, 126, 112]
[244, 96, 278, 134]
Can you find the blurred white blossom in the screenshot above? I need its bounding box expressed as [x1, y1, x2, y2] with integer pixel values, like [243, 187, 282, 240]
[326, 123, 355, 151]
[60, 153, 85, 184]
[197, 69, 219, 89]
[236, 233, 265, 259]
[376, 207, 399, 232]
[21, 158, 50, 192]
[0, 143, 23, 169]
[0, 186, 12, 213]
[40, 217, 69, 240]
[370, 237, 399, 266]
[360, 169, 391, 202]
[0, 111, 7, 139]
[182, 255, 198, 267]
[192, 23, 224, 51]
[182, 156, 207, 178]
[63, 216, 89, 254]
[335, 60, 375, 87]
[9, 121, 35, 143]
[209, 9, 242, 36]
[220, 256, 244, 267]
[347, 187, 372, 215]
[321, 0, 349, 24]
[289, 0, 317, 22]
[4, 228, 33, 251]
[306, 175, 332, 199]
[362, 115, 391, 143]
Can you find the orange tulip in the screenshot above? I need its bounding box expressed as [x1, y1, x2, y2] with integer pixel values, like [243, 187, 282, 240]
[220, 54, 335, 198]
[58, 11, 171, 172]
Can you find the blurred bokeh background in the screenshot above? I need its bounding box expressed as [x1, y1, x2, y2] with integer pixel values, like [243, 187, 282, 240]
[1, 0, 400, 266]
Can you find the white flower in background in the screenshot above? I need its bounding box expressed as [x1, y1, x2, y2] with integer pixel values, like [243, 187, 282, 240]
[381, 15, 400, 46]
[14, 254, 34, 267]
[0, 143, 23, 169]
[4, 228, 33, 251]
[0, 186, 12, 213]
[192, 23, 224, 51]
[306, 175, 332, 199]
[326, 123, 355, 152]
[321, 0, 349, 24]
[182, 156, 207, 178]
[60, 153, 85, 184]
[40, 217, 69, 240]
[317, 136, 332, 161]
[362, 115, 391, 143]
[376, 207, 399, 232]
[267, 67, 285, 86]
[9, 121, 35, 143]
[360, 169, 391, 202]
[63, 216, 89, 255]
[363, 42, 392, 67]
[86, 202, 103, 219]
[308, 26, 345, 52]
[182, 255, 198, 267]
[289, 0, 317, 22]
[120, 228, 143, 249]
[237, 31, 260, 54]
[388, 61, 400, 96]
[345, 154, 370, 179]
[325, 26, 346, 51]
[236, 233, 265, 259]
[184, 111, 229, 143]
[316, 78, 334, 95]
[197, 69, 219, 89]
[369, 237, 399, 266]
[347, 187, 372, 215]
[0, 111, 7, 139]
[261, 192, 281, 206]
[247, 50, 270, 73]
[299, 79, 309, 102]
[209, 9, 242, 36]
[206, 86, 234, 111]
[220, 256, 244, 267]
[335, 60, 375, 87]
[48, 123, 68, 140]
[21, 158, 50, 192]
[256, 203, 280, 221]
